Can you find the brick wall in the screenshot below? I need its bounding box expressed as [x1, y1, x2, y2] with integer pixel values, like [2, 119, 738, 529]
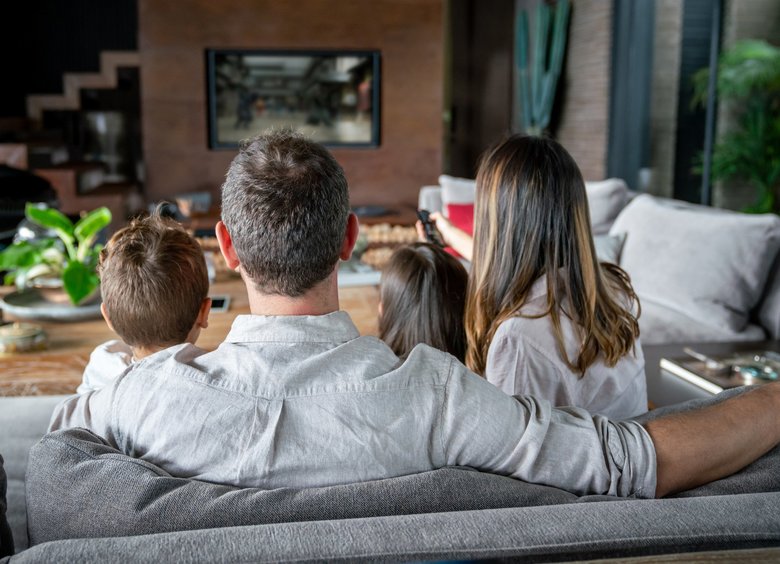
[555, 0, 612, 182]
[647, 0, 683, 198]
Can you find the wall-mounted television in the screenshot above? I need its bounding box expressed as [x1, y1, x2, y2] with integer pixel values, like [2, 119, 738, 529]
[206, 49, 380, 149]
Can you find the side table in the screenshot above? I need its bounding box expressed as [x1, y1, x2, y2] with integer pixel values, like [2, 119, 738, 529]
[643, 340, 780, 408]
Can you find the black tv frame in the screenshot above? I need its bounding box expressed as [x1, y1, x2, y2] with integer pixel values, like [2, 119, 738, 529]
[206, 48, 381, 150]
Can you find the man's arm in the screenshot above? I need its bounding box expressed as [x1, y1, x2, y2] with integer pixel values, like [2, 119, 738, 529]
[645, 382, 780, 497]
[48, 380, 121, 446]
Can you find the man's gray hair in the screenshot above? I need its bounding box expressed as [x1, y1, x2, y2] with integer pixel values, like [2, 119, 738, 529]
[220, 130, 350, 296]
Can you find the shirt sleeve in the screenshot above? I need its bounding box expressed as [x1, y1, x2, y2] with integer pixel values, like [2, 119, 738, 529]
[439, 362, 657, 498]
[48, 374, 124, 448]
[78, 340, 134, 394]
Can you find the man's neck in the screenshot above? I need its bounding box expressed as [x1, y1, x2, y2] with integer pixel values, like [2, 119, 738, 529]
[244, 270, 340, 316]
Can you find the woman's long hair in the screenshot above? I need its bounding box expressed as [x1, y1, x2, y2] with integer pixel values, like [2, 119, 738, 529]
[464, 135, 640, 376]
[379, 243, 469, 361]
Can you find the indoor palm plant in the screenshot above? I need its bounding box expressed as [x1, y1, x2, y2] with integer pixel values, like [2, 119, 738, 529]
[0, 204, 112, 305]
[693, 39, 780, 213]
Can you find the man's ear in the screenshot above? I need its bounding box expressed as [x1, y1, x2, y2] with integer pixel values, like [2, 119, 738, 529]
[339, 212, 360, 261]
[215, 221, 240, 270]
[197, 297, 211, 329]
[100, 302, 116, 332]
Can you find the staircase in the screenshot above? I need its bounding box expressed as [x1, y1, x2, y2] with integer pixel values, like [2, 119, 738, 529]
[26, 51, 141, 123]
[0, 50, 144, 232]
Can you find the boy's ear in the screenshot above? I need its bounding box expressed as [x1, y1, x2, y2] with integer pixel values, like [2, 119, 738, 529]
[339, 212, 360, 261]
[100, 303, 116, 332]
[216, 221, 240, 270]
[197, 297, 211, 329]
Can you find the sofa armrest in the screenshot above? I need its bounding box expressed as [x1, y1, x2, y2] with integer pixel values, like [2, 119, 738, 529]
[418, 185, 443, 215]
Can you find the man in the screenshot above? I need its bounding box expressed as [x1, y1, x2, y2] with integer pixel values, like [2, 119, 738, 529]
[50, 130, 780, 498]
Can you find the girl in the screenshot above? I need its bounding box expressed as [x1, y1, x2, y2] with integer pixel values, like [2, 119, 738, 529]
[378, 243, 468, 362]
[433, 135, 647, 419]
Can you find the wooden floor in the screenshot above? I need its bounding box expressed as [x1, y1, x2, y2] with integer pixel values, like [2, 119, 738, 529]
[0, 278, 379, 397]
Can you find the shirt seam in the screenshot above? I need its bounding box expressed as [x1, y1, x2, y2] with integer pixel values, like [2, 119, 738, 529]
[438, 356, 455, 466]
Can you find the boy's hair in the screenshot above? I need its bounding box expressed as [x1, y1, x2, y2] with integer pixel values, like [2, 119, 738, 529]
[378, 243, 468, 361]
[98, 212, 209, 347]
[220, 129, 350, 297]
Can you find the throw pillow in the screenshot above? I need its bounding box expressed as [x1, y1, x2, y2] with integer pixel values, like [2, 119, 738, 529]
[585, 178, 630, 235]
[593, 233, 626, 264]
[26, 429, 585, 544]
[438, 175, 476, 209]
[610, 195, 780, 332]
[445, 203, 474, 236]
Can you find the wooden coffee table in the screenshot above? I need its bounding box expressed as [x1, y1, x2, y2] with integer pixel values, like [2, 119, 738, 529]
[0, 278, 379, 397]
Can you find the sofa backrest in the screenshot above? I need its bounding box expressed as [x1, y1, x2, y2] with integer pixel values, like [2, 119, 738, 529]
[26, 429, 595, 546]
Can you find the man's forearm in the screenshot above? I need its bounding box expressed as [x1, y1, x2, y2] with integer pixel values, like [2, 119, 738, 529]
[645, 382, 780, 497]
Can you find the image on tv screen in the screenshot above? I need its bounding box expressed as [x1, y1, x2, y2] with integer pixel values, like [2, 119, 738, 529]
[207, 49, 380, 149]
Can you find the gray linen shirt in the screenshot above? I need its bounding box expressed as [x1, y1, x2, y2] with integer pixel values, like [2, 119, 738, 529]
[49, 312, 657, 497]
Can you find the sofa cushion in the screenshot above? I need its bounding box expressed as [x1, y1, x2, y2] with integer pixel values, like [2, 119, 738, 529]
[0, 395, 65, 554]
[611, 195, 780, 336]
[438, 174, 476, 208]
[587, 178, 630, 235]
[637, 297, 767, 346]
[754, 249, 780, 339]
[594, 233, 626, 264]
[27, 428, 599, 545]
[0, 454, 12, 558]
[9, 497, 780, 563]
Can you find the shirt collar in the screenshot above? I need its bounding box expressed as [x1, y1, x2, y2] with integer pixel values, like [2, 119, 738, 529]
[527, 274, 551, 302]
[224, 311, 361, 344]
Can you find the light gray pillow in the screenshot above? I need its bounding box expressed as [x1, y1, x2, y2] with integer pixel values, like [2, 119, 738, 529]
[594, 233, 626, 264]
[610, 195, 780, 332]
[586, 178, 630, 235]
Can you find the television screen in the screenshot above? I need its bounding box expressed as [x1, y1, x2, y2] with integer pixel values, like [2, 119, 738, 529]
[206, 49, 380, 149]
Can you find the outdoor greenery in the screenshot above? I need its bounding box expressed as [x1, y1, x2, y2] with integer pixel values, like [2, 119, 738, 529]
[693, 39, 780, 214]
[0, 204, 112, 305]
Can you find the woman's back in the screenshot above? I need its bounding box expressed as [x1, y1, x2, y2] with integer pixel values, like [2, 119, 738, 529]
[485, 276, 647, 419]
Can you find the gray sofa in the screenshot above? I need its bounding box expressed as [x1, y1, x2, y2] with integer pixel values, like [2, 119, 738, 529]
[2, 390, 780, 562]
[420, 181, 780, 346]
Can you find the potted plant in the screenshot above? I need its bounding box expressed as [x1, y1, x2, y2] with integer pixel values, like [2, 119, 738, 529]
[693, 39, 780, 213]
[0, 204, 112, 305]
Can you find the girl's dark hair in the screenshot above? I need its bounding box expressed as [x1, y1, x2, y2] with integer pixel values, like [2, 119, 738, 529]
[465, 134, 640, 375]
[379, 243, 468, 361]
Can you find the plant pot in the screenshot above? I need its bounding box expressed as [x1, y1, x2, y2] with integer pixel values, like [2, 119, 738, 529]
[30, 278, 101, 306]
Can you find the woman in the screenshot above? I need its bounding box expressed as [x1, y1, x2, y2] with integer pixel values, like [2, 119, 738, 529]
[378, 243, 469, 362]
[430, 135, 646, 419]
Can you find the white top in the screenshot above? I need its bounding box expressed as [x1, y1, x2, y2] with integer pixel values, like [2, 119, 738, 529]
[77, 340, 135, 394]
[486, 276, 648, 420]
[49, 312, 657, 497]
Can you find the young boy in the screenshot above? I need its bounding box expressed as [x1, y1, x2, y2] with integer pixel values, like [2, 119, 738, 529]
[77, 212, 211, 393]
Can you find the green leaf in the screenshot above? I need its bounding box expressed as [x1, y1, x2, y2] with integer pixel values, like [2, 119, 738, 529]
[0, 242, 42, 269]
[25, 204, 74, 237]
[62, 260, 100, 305]
[74, 207, 111, 243]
